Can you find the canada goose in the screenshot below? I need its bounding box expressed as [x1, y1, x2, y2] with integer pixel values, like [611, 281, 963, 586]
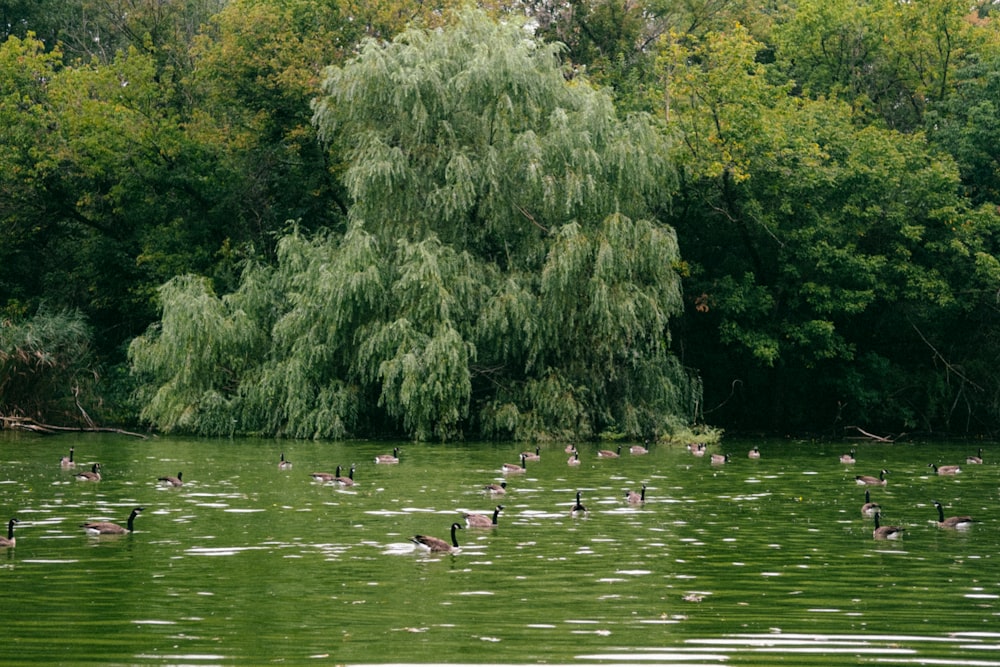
[0, 518, 18, 548]
[710, 453, 730, 465]
[82, 507, 144, 536]
[311, 466, 340, 483]
[484, 481, 507, 495]
[862, 489, 881, 517]
[567, 451, 581, 466]
[855, 469, 888, 486]
[840, 449, 857, 464]
[464, 505, 503, 528]
[410, 522, 463, 554]
[521, 446, 541, 462]
[334, 464, 356, 487]
[625, 484, 646, 505]
[158, 471, 183, 487]
[929, 463, 961, 476]
[630, 440, 649, 455]
[502, 454, 527, 474]
[967, 448, 984, 464]
[748, 447, 761, 459]
[690, 443, 706, 457]
[75, 463, 102, 481]
[597, 445, 622, 458]
[278, 452, 292, 469]
[375, 447, 399, 464]
[570, 490, 587, 516]
[60, 447, 76, 468]
[932, 501, 976, 529]
[872, 511, 904, 540]
[565, 444, 577, 453]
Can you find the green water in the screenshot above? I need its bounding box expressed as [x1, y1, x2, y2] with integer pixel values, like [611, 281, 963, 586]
[1, 433, 999, 665]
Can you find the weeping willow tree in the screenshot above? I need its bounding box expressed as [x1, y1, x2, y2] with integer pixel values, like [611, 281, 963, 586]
[129, 8, 701, 441]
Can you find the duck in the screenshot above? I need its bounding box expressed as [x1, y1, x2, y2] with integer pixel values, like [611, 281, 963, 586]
[872, 511, 904, 540]
[840, 449, 857, 464]
[630, 440, 649, 455]
[710, 453, 730, 465]
[158, 471, 183, 487]
[334, 464, 356, 487]
[625, 484, 646, 505]
[932, 501, 976, 530]
[60, 447, 76, 468]
[967, 448, 984, 464]
[521, 446, 541, 462]
[74, 463, 102, 481]
[597, 445, 621, 458]
[484, 481, 507, 495]
[311, 466, 340, 483]
[82, 507, 144, 536]
[748, 446, 761, 459]
[502, 454, 527, 474]
[929, 463, 961, 476]
[567, 451, 581, 466]
[464, 505, 503, 528]
[410, 522, 463, 554]
[570, 491, 587, 516]
[375, 447, 399, 464]
[861, 489, 881, 517]
[278, 452, 293, 469]
[855, 469, 888, 486]
[0, 518, 19, 548]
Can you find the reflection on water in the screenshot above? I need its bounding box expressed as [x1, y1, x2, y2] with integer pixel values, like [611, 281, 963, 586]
[1, 434, 999, 665]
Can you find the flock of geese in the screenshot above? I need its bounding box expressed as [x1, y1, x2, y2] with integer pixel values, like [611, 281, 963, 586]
[0, 442, 985, 551]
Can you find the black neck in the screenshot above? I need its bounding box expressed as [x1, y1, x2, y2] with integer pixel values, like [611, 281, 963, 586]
[6, 520, 14, 539]
[450, 525, 460, 547]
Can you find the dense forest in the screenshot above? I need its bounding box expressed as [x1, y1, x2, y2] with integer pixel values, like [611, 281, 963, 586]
[2, 0, 1000, 442]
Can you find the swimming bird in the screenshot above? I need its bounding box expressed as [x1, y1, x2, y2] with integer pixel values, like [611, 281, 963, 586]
[570, 491, 587, 516]
[929, 463, 961, 476]
[597, 445, 621, 458]
[60, 447, 76, 468]
[710, 453, 730, 465]
[862, 489, 881, 517]
[0, 518, 18, 548]
[375, 447, 399, 464]
[872, 512, 904, 540]
[567, 451, 581, 466]
[334, 464, 356, 487]
[502, 454, 527, 474]
[75, 463, 102, 481]
[464, 505, 503, 528]
[690, 443, 706, 457]
[484, 481, 507, 495]
[625, 484, 646, 505]
[932, 501, 976, 530]
[855, 469, 888, 486]
[967, 448, 984, 464]
[158, 471, 183, 487]
[410, 522, 463, 554]
[82, 507, 144, 536]
[630, 440, 649, 455]
[565, 444, 578, 453]
[748, 447, 761, 459]
[521, 446, 541, 462]
[840, 449, 857, 464]
[311, 466, 340, 483]
[279, 452, 293, 469]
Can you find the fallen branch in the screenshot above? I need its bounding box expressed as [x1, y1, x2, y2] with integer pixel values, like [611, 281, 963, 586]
[847, 425, 894, 443]
[1, 416, 147, 439]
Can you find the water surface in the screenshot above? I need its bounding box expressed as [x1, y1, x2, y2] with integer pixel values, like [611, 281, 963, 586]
[1, 433, 998, 665]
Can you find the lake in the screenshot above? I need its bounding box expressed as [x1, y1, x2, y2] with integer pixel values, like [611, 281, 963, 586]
[1, 432, 999, 665]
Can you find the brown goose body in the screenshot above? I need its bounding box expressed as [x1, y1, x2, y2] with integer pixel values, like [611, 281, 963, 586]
[464, 505, 503, 528]
[570, 490, 587, 516]
[60, 447, 76, 469]
[567, 452, 581, 466]
[861, 489, 881, 517]
[411, 522, 463, 553]
[278, 452, 293, 469]
[625, 484, 646, 505]
[630, 441, 649, 455]
[75, 463, 102, 482]
[966, 448, 983, 464]
[311, 466, 340, 483]
[597, 445, 621, 459]
[929, 463, 961, 476]
[856, 469, 888, 486]
[158, 471, 183, 487]
[933, 501, 976, 530]
[710, 453, 730, 465]
[840, 449, 857, 464]
[690, 443, 706, 457]
[82, 507, 144, 536]
[748, 447, 761, 459]
[484, 481, 507, 495]
[0, 518, 19, 548]
[334, 464, 356, 487]
[375, 448, 399, 464]
[502, 454, 527, 474]
[872, 512, 904, 540]
[521, 446, 541, 462]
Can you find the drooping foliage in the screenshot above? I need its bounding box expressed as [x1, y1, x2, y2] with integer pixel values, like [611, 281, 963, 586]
[129, 9, 699, 441]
